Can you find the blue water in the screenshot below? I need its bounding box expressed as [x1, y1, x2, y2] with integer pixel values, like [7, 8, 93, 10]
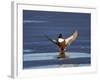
[23, 40, 90, 54]
[23, 10, 91, 69]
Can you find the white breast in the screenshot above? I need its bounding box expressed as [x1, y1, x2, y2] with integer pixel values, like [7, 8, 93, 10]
[58, 38, 64, 43]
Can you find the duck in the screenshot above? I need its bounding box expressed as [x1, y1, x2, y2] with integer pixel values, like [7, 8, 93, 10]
[45, 30, 78, 59]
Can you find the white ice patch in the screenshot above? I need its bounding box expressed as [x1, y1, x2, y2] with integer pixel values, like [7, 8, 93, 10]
[23, 49, 36, 53]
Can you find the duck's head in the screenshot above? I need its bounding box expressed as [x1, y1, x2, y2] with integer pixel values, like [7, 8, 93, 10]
[58, 33, 63, 38]
[58, 34, 64, 43]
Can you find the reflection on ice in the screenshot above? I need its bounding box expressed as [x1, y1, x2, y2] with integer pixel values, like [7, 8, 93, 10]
[23, 52, 90, 69]
[23, 52, 90, 61]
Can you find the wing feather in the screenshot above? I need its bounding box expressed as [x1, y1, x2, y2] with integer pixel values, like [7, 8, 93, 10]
[65, 31, 78, 45]
[44, 35, 57, 45]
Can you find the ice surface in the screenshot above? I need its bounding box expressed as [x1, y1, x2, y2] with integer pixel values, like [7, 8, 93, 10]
[23, 52, 90, 61]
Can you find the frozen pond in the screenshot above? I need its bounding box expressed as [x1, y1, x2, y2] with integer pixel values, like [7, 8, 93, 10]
[23, 52, 90, 69]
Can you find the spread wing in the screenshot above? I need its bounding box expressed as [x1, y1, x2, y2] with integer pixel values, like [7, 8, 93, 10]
[65, 31, 78, 46]
[44, 35, 57, 45]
